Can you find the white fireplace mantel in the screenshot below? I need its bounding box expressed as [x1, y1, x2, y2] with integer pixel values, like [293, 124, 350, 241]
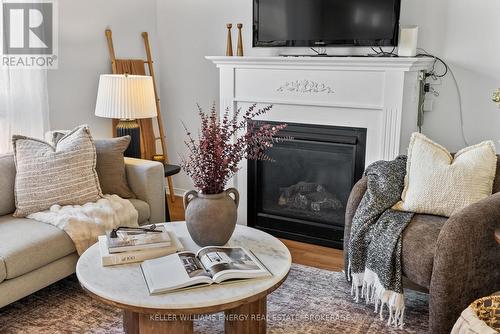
[206, 56, 434, 225]
[207, 56, 433, 71]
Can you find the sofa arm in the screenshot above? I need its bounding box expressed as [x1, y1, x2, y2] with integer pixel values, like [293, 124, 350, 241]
[343, 177, 368, 272]
[125, 158, 166, 224]
[429, 192, 500, 334]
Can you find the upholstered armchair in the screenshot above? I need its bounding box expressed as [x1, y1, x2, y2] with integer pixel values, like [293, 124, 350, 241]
[344, 167, 500, 334]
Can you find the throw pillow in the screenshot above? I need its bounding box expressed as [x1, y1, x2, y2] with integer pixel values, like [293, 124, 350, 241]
[12, 125, 103, 217]
[94, 136, 136, 198]
[47, 131, 136, 199]
[393, 132, 497, 217]
[46, 130, 68, 146]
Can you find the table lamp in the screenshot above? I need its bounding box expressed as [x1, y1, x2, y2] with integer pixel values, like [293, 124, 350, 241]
[94, 74, 157, 158]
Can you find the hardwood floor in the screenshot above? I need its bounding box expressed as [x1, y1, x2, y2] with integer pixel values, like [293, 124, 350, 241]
[168, 196, 344, 272]
[278, 238, 344, 272]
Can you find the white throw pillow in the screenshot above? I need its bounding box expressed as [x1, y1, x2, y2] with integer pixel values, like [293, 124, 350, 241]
[393, 133, 497, 217]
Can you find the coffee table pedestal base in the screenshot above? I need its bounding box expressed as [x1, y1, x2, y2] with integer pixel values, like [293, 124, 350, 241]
[123, 297, 267, 334]
[225, 296, 266, 334]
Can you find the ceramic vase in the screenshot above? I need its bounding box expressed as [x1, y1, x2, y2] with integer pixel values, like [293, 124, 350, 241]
[183, 188, 239, 246]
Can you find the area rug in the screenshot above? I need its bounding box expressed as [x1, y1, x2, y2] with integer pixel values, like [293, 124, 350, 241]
[0, 264, 429, 333]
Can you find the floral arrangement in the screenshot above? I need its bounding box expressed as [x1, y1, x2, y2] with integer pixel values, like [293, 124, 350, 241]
[181, 104, 287, 194]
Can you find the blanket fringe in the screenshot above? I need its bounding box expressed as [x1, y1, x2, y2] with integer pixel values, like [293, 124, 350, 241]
[349, 264, 405, 329]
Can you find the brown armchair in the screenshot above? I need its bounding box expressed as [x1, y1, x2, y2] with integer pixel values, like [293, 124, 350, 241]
[344, 172, 500, 334]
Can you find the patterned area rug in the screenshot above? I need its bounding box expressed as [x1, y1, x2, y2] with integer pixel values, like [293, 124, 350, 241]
[0, 264, 429, 333]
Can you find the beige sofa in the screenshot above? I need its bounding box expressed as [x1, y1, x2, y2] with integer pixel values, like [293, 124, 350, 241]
[0, 154, 166, 308]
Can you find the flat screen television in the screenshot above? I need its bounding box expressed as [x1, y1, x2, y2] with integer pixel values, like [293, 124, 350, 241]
[253, 0, 401, 47]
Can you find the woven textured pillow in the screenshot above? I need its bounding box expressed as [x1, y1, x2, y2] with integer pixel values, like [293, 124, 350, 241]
[94, 136, 135, 198]
[12, 125, 102, 217]
[47, 131, 135, 198]
[393, 132, 497, 217]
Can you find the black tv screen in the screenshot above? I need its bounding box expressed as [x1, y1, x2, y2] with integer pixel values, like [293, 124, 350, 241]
[253, 0, 401, 47]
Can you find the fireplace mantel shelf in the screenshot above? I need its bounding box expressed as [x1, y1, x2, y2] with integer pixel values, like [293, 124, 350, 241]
[206, 56, 435, 71]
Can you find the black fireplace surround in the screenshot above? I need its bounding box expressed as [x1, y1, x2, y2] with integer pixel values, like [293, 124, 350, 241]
[248, 121, 366, 249]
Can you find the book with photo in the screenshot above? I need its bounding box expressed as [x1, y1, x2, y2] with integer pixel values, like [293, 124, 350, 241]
[106, 225, 171, 253]
[140, 247, 271, 294]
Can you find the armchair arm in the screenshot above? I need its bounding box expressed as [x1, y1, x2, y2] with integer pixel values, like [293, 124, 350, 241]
[343, 177, 368, 272]
[429, 192, 500, 334]
[125, 158, 166, 224]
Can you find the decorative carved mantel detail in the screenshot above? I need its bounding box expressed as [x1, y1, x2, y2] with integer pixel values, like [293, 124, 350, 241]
[277, 80, 334, 94]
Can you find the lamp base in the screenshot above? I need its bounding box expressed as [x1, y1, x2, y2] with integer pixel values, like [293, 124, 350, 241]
[116, 119, 141, 159]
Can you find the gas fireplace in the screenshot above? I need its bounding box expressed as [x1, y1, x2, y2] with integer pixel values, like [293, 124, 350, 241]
[248, 122, 366, 249]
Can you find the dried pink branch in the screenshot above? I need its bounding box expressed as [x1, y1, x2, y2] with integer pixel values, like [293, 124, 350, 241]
[180, 103, 286, 194]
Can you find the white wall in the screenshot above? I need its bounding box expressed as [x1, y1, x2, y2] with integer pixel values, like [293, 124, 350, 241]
[156, 0, 500, 193]
[401, 0, 500, 152]
[48, 0, 159, 139]
[156, 0, 251, 193]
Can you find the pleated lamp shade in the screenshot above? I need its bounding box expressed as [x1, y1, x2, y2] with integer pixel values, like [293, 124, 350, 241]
[95, 74, 157, 120]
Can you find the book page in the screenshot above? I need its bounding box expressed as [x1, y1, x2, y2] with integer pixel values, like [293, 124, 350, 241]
[141, 251, 212, 294]
[197, 247, 270, 283]
[178, 252, 212, 279]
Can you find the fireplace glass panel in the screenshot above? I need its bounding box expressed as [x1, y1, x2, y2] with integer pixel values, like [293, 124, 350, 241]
[260, 140, 354, 226]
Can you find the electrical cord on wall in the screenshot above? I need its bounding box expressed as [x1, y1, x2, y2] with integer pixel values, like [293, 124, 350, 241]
[417, 52, 448, 78]
[447, 65, 470, 146]
[416, 48, 470, 146]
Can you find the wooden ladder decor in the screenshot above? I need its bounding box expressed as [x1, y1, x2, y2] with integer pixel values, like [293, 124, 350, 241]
[105, 29, 176, 202]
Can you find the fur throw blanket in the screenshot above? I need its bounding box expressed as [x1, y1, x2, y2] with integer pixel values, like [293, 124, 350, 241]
[346, 156, 414, 328]
[28, 195, 138, 255]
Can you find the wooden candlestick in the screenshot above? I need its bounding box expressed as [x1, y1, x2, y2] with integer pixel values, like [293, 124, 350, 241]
[226, 24, 233, 56]
[237, 24, 243, 56]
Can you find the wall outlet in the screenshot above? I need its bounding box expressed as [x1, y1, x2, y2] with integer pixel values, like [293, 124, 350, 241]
[423, 99, 434, 112]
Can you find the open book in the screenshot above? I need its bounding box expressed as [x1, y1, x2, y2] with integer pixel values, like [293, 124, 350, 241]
[141, 247, 271, 294]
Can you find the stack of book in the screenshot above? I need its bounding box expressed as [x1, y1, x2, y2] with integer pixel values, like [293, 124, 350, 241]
[98, 224, 183, 266]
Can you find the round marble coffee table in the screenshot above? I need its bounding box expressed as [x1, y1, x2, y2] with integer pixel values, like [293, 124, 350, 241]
[76, 222, 291, 334]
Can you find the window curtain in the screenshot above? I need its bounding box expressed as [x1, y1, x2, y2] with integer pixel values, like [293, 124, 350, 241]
[0, 69, 50, 154]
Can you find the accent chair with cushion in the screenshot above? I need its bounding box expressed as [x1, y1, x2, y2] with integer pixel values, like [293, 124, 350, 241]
[344, 158, 500, 334]
[0, 153, 165, 308]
